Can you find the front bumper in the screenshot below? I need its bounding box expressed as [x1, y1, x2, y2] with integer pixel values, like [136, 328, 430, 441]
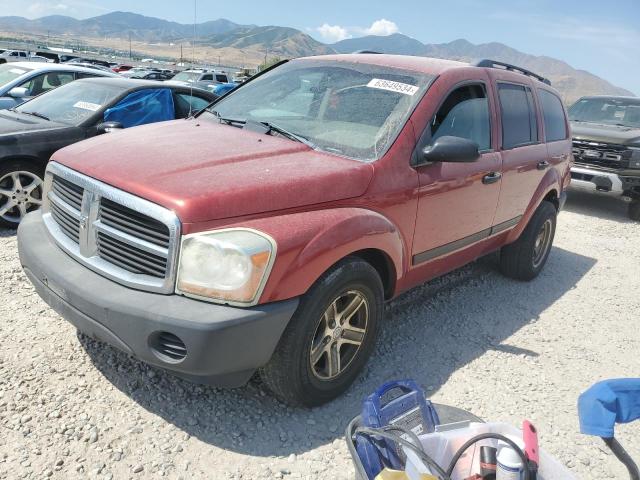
[570, 166, 624, 196]
[17, 212, 299, 387]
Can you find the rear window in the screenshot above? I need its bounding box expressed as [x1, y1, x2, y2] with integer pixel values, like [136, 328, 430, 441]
[498, 83, 538, 149]
[538, 90, 567, 142]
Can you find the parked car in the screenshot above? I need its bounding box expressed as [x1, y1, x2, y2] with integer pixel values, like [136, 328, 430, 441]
[568, 95, 640, 221]
[0, 78, 216, 228]
[129, 70, 175, 81]
[166, 69, 230, 90]
[17, 55, 571, 406]
[65, 62, 115, 74]
[0, 62, 117, 110]
[64, 57, 111, 69]
[0, 50, 30, 64]
[113, 64, 134, 73]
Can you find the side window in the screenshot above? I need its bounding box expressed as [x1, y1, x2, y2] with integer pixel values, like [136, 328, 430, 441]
[19, 52, 27, 57]
[42, 72, 74, 92]
[75, 72, 98, 80]
[215, 74, 228, 83]
[174, 93, 211, 118]
[538, 89, 568, 142]
[498, 83, 538, 149]
[201, 74, 213, 81]
[428, 84, 491, 151]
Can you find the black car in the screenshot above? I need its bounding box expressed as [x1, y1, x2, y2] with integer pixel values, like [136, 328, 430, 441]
[129, 70, 175, 81]
[0, 77, 217, 228]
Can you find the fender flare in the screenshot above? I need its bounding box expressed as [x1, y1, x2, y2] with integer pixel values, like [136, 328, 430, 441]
[241, 208, 406, 303]
[506, 168, 561, 244]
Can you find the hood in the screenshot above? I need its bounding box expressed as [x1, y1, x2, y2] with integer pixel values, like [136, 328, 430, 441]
[0, 110, 68, 139]
[53, 119, 374, 223]
[571, 121, 640, 147]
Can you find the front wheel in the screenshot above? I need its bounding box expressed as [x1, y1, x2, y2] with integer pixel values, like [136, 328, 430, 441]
[260, 257, 383, 407]
[0, 161, 44, 229]
[499, 201, 557, 281]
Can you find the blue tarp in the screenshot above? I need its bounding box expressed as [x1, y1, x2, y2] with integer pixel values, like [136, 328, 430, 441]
[103, 88, 175, 128]
[579, 379, 640, 438]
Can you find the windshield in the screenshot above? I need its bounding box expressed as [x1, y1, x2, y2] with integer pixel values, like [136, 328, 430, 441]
[569, 97, 640, 128]
[203, 60, 433, 161]
[130, 71, 153, 79]
[0, 64, 32, 87]
[15, 80, 126, 125]
[172, 71, 201, 82]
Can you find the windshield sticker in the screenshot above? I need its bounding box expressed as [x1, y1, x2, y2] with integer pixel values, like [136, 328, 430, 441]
[73, 101, 102, 112]
[9, 68, 26, 75]
[367, 78, 419, 96]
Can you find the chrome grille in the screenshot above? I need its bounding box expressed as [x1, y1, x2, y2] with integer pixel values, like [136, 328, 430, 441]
[572, 140, 632, 170]
[42, 162, 180, 294]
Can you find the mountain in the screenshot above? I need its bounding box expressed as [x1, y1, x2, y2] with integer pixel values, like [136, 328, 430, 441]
[332, 33, 426, 56]
[0, 12, 633, 101]
[203, 26, 334, 57]
[0, 11, 246, 42]
[333, 35, 633, 103]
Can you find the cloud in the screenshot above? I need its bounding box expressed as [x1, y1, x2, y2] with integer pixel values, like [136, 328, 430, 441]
[314, 18, 400, 43]
[28, 2, 70, 15]
[363, 19, 399, 36]
[316, 24, 352, 43]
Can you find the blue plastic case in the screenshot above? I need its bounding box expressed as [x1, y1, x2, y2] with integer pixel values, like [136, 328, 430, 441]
[355, 379, 440, 479]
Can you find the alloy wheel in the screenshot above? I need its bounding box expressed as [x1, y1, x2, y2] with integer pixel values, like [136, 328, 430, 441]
[532, 218, 553, 268]
[309, 290, 369, 380]
[0, 171, 43, 225]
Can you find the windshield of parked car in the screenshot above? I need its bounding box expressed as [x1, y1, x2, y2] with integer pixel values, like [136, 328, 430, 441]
[202, 60, 434, 161]
[172, 71, 201, 82]
[15, 80, 126, 125]
[569, 97, 640, 128]
[0, 64, 33, 88]
[130, 70, 153, 79]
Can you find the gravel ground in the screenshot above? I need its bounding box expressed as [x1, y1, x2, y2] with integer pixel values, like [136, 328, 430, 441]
[1, 189, 638, 480]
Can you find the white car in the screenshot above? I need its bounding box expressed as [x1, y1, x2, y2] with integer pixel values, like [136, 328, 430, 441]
[0, 62, 117, 110]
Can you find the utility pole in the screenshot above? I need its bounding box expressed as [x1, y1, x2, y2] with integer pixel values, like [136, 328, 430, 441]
[129, 31, 132, 59]
[263, 48, 268, 69]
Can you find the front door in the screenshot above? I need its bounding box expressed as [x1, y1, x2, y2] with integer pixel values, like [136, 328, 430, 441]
[412, 82, 502, 264]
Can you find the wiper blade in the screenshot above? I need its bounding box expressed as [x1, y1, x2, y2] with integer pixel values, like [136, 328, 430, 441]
[260, 121, 317, 150]
[21, 111, 50, 121]
[209, 109, 245, 127]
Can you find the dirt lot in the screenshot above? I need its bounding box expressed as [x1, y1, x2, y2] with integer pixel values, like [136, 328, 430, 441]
[0, 190, 638, 480]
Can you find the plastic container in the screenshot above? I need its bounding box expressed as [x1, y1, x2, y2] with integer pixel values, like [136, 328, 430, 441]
[345, 411, 576, 480]
[408, 422, 575, 480]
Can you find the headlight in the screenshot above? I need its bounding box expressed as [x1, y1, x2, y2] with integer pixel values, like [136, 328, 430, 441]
[630, 148, 640, 169]
[176, 228, 276, 306]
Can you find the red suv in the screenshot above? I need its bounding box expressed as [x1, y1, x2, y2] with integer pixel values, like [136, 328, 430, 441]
[18, 55, 572, 406]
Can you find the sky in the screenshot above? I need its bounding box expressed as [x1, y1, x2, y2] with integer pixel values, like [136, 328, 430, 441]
[3, 0, 639, 95]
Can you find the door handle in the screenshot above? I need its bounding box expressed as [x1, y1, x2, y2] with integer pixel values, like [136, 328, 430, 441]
[482, 172, 502, 184]
[537, 160, 550, 170]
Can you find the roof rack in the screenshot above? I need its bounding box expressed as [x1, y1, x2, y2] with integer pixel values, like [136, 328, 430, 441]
[352, 50, 382, 54]
[474, 59, 551, 85]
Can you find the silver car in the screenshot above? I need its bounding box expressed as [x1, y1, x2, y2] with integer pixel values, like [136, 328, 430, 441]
[165, 69, 230, 91]
[0, 62, 118, 110]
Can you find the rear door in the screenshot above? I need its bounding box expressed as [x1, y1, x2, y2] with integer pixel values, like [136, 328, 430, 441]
[492, 81, 547, 225]
[412, 81, 502, 264]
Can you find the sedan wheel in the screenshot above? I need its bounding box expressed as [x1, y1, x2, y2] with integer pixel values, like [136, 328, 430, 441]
[0, 170, 43, 227]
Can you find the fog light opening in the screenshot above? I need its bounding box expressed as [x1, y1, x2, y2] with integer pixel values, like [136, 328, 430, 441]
[149, 331, 187, 364]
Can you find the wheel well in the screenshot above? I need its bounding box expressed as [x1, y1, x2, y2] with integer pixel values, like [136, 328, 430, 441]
[1, 156, 47, 175]
[543, 190, 559, 210]
[350, 248, 396, 300]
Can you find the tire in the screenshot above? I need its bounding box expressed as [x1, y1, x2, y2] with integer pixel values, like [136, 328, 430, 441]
[0, 161, 45, 229]
[499, 201, 557, 281]
[260, 257, 384, 407]
[628, 200, 640, 222]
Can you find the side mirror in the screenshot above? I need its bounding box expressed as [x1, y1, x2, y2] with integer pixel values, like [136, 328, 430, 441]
[96, 121, 124, 134]
[420, 136, 481, 164]
[8, 87, 29, 98]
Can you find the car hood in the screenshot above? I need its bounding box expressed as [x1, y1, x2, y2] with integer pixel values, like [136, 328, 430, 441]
[0, 111, 69, 140]
[53, 119, 374, 223]
[571, 121, 640, 146]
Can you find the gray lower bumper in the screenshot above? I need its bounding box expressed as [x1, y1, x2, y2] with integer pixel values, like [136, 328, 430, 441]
[17, 212, 299, 387]
[570, 166, 624, 195]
